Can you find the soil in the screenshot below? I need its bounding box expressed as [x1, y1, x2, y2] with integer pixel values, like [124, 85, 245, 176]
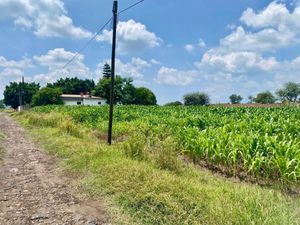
[0, 113, 110, 225]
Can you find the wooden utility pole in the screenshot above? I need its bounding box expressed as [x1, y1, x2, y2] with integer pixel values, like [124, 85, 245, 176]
[108, 0, 118, 145]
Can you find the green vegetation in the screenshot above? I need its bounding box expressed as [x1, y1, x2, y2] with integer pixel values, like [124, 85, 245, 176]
[14, 106, 300, 224]
[0, 99, 5, 109]
[47, 77, 95, 95]
[184, 92, 210, 105]
[229, 94, 243, 104]
[4, 81, 40, 109]
[164, 101, 183, 106]
[30, 105, 300, 182]
[276, 82, 300, 103]
[31, 87, 63, 106]
[253, 91, 276, 104]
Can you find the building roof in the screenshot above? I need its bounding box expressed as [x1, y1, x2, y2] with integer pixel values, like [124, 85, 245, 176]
[61, 94, 105, 100]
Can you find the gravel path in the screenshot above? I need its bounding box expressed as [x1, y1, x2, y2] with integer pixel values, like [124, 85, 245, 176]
[0, 113, 110, 225]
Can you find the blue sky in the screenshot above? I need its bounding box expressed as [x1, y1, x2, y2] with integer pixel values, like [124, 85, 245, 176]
[0, 0, 300, 104]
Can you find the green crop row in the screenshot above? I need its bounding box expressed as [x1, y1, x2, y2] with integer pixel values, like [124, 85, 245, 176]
[32, 105, 300, 182]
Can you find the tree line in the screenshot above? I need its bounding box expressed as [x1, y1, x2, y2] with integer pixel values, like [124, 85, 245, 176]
[165, 82, 300, 106]
[2, 63, 157, 109]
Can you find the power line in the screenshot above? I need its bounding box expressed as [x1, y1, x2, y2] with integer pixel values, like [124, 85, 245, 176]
[118, 0, 145, 15]
[61, 17, 113, 70]
[61, 0, 145, 72]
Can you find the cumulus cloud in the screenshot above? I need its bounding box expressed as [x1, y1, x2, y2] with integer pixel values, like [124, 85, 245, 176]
[97, 19, 161, 54]
[0, 56, 33, 69]
[198, 39, 206, 48]
[155, 67, 198, 86]
[185, 39, 206, 53]
[220, 1, 300, 52]
[0, 0, 92, 39]
[33, 48, 91, 84]
[196, 50, 278, 73]
[185, 44, 194, 53]
[96, 57, 152, 80]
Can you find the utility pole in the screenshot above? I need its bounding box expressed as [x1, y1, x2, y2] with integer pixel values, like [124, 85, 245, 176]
[108, 0, 118, 145]
[18, 76, 24, 111]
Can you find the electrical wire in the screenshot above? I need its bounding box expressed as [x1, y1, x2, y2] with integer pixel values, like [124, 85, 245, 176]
[118, 0, 145, 15]
[61, 0, 145, 71]
[61, 17, 113, 70]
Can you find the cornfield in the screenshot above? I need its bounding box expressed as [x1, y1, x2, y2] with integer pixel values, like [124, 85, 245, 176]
[32, 105, 300, 182]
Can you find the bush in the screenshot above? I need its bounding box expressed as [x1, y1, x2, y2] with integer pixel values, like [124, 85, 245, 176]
[31, 87, 63, 106]
[183, 92, 210, 106]
[165, 101, 183, 106]
[253, 91, 276, 104]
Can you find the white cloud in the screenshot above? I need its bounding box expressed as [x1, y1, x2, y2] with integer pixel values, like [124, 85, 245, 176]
[220, 26, 295, 52]
[0, 68, 24, 78]
[131, 57, 151, 69]
[96, 57, 151, 80]
[196, 50, 278, 73]
[0, 0, 92, 39]
[185, 44, 194, 53]
[0, 56, 33, 69]
[198, 38, 206, 48]
[155, 67, 198, 86]
[33, 48, 91, 84]
[240, 2, 289, 29]
[219, 1, 300, 52]
[97, 19, 161, 54]
[150, 59, 161, 65]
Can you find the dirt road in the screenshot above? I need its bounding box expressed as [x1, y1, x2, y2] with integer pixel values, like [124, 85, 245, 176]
[0, 113, 110, 225]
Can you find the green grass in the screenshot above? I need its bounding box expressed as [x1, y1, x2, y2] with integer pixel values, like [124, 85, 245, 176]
[13, 112, 300, 225]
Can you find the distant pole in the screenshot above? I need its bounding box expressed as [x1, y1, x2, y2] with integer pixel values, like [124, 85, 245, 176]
[18, 76, 24, 110]
[108, 0, 118, 145]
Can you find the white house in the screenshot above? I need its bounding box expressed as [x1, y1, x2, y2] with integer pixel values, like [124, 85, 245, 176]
[61, 94, 107, 106]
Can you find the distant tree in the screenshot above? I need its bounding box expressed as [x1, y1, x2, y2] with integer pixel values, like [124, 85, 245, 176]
[4, 82, 40, 109]
[93, 75, 125, 104]
[47, 77, 95, 94]
[165, 101, 183, 106]
[276, 82, 300, 103]
[31, 87, 63, 107]
[0, 99, 5, 109]
[183, 92, 210, 106]
[253, 91, 276, 104]
[121, 78, 136, 105]
[134, 87, 157, 105]
[248, 95, 254, 104]
[102, 63, 112, 79]
[229, 94, 243, 104]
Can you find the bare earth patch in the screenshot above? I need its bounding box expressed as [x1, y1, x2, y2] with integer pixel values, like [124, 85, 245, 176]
[0, 113, 110, 225]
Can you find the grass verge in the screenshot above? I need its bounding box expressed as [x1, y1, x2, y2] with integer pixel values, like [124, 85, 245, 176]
[14, 112, 300, 225]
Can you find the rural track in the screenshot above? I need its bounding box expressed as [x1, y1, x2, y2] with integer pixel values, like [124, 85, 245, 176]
[0, 113, 110, 225]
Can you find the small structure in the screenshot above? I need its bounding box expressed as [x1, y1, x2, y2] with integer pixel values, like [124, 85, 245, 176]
[61, 94, 107, 106]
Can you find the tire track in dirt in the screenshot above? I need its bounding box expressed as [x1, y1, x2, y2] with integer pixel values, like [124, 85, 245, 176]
[0, 113, 110, 225]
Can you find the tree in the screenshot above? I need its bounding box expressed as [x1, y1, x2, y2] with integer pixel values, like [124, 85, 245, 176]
[4, 82, 40, 109]
[47, 77, 95, 94]
[165, 101, 183, 106]
[183, 92, 210, 106]
[102, 63, 112, 79]
[276, 82, 300, 103]
[121, 78, 136, 105]
[229, 94, 243, 104]
[248, 96, 254, 104]
[31, 87, 63, 106]
[134, 87, 157, 105]
[93, 75, 125, 104]
[0, 99, 5, 109]
[253, 91, 276, 104]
